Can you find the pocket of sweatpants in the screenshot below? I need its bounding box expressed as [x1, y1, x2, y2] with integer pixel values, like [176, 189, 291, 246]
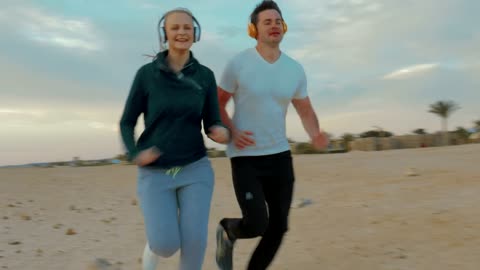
[137, 167, 155, 197]
[189, 157, 215, 186]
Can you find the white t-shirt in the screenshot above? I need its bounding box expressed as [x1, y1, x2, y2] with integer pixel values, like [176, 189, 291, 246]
[219, 48, 308, 158]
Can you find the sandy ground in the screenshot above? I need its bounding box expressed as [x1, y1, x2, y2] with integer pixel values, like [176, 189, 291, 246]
[1, 144, 479, 270]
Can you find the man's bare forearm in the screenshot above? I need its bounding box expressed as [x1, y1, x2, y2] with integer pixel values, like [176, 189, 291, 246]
[219, 106, 235, 132]
[300, 110, 321, 139]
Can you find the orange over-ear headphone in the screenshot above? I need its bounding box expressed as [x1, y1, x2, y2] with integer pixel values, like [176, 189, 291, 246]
[247, 21, 288, 39]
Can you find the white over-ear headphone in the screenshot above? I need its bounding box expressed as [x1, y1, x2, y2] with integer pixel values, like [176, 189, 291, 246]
[157, 7, 201, 50]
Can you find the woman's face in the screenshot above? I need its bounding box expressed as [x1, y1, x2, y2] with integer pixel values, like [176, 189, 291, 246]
[164, 12, 195, 52]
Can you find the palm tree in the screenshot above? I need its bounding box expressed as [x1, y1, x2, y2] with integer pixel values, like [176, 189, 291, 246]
[474, 120, 480, 132]
[412, 128, 427, 135]
[455, 127, 470, 141]
[428, 100, 460, 145]
[359, 130, 393, 138]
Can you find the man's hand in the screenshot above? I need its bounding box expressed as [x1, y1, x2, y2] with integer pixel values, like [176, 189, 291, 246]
[233, 129, 255, 150]
[208, 125, 230, 144]
[134, 147, 161, 167]
[312, 131, 329, 151]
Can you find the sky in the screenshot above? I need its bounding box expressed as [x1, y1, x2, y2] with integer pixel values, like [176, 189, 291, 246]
[1, 0, 479, 165]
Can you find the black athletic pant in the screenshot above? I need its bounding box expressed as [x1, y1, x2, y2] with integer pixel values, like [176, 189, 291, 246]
[221, 150, 295, 270]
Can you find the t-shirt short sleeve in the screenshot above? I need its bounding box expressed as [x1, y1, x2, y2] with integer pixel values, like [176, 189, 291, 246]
[293, 65, 308, 99]
[219, 58, 237, 94]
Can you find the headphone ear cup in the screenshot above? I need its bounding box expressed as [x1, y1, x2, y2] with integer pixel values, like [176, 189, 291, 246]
[161, 27, 167, 42]
[247, 23, 257, 38]
[194, 27, 200, 42]
[282, 21, 288, 34]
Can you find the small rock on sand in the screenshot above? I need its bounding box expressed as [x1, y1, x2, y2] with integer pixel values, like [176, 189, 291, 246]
[404, 168, 419, 177]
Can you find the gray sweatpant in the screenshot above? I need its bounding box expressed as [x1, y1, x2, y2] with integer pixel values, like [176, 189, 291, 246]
[137, 156, 214, 270]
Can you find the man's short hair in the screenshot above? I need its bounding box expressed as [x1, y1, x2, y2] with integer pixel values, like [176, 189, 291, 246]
[250, 0, 283, 25]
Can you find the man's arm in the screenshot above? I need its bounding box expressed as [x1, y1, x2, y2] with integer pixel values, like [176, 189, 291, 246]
[292, 97, 320, 137]
[292, 97, 328, 149]
[217, 86, 255, 149]
[217, 86, 234, 131]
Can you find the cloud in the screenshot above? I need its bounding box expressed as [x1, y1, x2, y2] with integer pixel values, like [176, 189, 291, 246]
[0, 108, 46, 118]
[137, 2, 164, 10]
[88, 121, 118, 132]
[383, 63, 439, 80]
[281, 0, 478, 77]
[0, 101, 124, 129]
[0, 5, 103, 51]
[1, 0, 479, 165]
[1, 120, 124, 165]
[216, 26, 245, 39]
[279, 0, 479, 118]
[0, 58, 127, 109]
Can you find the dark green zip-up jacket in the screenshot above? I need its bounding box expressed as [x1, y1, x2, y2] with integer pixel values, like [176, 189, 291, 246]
[119, 50, 224, 168]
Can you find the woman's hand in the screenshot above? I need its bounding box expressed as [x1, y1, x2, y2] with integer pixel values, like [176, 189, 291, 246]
[208, 125, 230, 144]
[134, 147, 161, 166]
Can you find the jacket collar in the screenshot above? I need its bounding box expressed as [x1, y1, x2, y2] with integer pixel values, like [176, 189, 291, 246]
[154, 50, 198, 75]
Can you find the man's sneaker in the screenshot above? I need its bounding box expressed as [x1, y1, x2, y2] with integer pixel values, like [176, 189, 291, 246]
[216, 223, 234, 270]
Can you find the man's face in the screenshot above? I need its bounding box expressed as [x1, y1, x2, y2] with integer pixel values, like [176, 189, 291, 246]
[255, 9, 284, 45]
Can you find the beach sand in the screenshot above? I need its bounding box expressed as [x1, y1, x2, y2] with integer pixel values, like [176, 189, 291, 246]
[1, 144, 479, 270]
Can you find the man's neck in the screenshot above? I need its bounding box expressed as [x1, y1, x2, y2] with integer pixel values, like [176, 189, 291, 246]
[255, 43, 281, 64]
[167, 49, 190, 73]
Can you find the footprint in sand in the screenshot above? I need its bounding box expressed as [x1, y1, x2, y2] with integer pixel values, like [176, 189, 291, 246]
[87, 258, 122, 270]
